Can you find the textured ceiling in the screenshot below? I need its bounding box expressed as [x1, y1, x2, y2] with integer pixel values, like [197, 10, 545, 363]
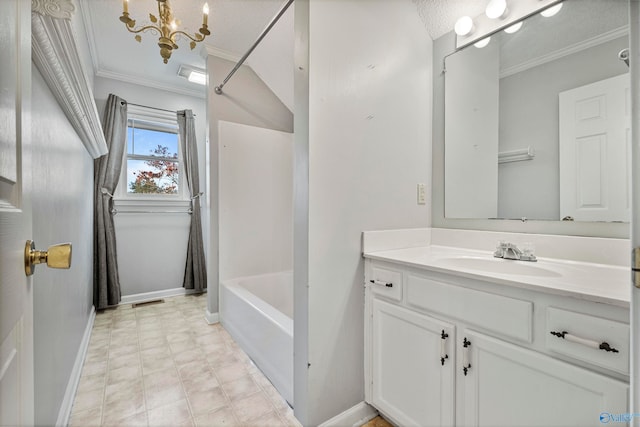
[413, 0, 487, 40]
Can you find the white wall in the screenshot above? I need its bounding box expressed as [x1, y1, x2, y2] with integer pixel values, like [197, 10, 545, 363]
[32, 66, 94, 426]
[247, 5, 294, 111]
[93, 76, 208, 297]
[294, 0, 433, 424]
[219, 121, 293, 281]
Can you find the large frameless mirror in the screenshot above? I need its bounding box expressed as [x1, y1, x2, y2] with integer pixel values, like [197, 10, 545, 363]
[444, 0, 629, 222]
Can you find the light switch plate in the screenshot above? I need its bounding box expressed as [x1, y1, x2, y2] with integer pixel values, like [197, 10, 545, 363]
[417, 183, 426, 205]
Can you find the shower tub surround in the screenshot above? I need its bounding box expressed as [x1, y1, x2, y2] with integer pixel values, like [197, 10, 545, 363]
[362, 228, 630, 426]
[220, 271, 294, 406]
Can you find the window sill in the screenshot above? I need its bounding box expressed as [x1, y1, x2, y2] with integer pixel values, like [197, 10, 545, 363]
[113, 198, 191, 209]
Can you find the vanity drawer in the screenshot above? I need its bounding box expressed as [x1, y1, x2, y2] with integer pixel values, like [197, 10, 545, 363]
[546, 307, 629, 375]
[406, 274, 533, 343]
[368, 265, 403, 301]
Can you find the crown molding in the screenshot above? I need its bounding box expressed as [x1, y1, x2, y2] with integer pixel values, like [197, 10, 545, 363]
[500, 26, 629, 79]
[75, 0, 100, 76]
[31, 6, 108, 158]
[32, 0, 74, 20]
[203, 45, 244, 63]
[95, 68, 206, 100]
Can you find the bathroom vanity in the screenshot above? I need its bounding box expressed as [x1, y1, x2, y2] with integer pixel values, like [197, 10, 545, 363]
[363, 244, 630, 427]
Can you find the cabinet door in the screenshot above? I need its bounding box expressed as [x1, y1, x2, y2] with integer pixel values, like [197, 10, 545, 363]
[459, 330, 628, 427]
[371, 299, 455, 427]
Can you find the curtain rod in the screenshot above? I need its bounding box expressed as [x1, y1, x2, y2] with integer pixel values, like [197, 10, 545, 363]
[125, 102, 196, 116]
[214, 0, 294, 95]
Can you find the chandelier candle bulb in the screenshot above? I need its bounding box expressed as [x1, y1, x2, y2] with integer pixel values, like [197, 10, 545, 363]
[123, 0, 128, 14]
[203, 3, 209, 26]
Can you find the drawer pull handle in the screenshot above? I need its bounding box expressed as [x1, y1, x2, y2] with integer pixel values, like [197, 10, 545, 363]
[369, 279, 393, 288]
[440, 330, 449, 366]
[462, 337, 471, 376]
[549, 331, 619, 353]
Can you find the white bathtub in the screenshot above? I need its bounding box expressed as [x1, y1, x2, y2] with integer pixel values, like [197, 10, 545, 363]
[220, 271, 293, 406]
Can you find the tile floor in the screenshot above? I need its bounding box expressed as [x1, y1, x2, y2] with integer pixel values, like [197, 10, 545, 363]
[69, 294, 302, 427]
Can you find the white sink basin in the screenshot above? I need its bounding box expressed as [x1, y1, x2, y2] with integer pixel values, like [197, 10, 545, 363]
[438, 256, 562, 277]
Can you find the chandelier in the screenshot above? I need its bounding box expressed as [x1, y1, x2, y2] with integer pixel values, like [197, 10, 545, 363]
[119, 0, 210, 64]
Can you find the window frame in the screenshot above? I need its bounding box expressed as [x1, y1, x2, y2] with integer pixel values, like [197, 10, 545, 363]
[115, 105, 188, 203]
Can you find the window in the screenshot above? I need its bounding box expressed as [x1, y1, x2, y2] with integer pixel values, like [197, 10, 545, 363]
[118, 105, 186, 200]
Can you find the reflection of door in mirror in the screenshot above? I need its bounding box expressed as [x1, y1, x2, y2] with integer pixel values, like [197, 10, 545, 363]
[559, 74, 630, 222]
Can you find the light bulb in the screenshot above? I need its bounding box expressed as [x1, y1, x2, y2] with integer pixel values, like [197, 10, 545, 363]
[454, 16, 474, 36]
[170, 20, 177, 31]
[486, 0, 507, 19]
[504, 21, 523, 33]
[474, 37, 491, 48]
[188, 71, 207, 85]
[203, 3, 209, 26]
[541, 3, 563, 17]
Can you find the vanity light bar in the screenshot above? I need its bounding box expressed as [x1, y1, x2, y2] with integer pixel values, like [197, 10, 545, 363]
[456, 0, 562, 49]
[498, 146, 536, 164]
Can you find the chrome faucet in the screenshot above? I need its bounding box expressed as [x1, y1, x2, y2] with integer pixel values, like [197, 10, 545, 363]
[494, 241, 537, 262]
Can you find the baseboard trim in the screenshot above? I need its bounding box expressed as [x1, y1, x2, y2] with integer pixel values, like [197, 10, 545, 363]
[318, 402, 378, 427]
[56, 306, 96, 427]
[205, 310, 219, 324]
[120, 287, 206, 305]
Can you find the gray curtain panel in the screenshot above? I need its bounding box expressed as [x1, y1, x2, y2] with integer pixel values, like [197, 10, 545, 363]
[178, 110, 207, 291]
[93, 94, 127, 309]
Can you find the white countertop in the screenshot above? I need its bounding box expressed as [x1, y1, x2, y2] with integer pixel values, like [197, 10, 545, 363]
[364, 245, 631, 308]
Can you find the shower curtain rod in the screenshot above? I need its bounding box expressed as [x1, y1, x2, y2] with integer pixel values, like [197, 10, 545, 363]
[214, 0, 294, 95]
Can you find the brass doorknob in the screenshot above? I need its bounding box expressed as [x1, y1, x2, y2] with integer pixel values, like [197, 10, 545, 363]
[24, 240, 72, 276]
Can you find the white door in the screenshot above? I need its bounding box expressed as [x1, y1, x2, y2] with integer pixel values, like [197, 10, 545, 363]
[559, 73, 630, 222]
[459, 330, 628, 427]
[632, 3, 640, 425]
[371, 299, 455, 427]
[0, 0, 34, 425]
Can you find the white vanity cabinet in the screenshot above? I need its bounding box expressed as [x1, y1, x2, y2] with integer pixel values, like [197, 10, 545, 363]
[364, 259, 629, 427]
[459, 330, 627, 427]
[370, 299, 455, 426]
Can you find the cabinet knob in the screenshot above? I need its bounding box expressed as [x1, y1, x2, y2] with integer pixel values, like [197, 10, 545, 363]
[24, 240, 72, 276]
